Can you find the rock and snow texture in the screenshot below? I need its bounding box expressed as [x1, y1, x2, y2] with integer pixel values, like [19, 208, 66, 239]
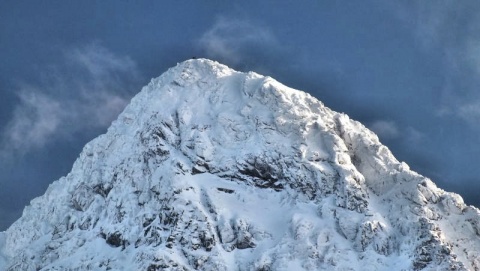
[1, 59, 480, 271]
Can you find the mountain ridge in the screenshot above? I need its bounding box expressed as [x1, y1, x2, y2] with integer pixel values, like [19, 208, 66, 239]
[1, 59, 479, 270]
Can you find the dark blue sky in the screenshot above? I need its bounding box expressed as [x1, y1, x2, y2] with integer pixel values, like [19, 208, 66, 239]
[2, 1, 480, 230]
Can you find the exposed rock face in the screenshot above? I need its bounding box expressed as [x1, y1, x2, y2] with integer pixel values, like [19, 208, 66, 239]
[1, 59, 479, 270]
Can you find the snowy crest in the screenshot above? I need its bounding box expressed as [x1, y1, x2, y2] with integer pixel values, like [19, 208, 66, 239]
[1, 59, 480, 270]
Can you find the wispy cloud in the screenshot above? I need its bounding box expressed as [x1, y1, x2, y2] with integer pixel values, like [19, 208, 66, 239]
[4, 89, 63, 150]
[67, 44, 140, 83]
[369, 120, 424, 144]
[369, 120, 399, 140]
[384, 1, 480, 127]
[198, 17, 282, 68]
[1, 43, 142, 156]
[387, 1, 459, 49]
[458, 101, 480, 125]
[405, 126, 425, 145]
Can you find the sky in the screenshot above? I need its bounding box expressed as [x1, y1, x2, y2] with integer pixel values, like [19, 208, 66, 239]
[1, 1, 480, 230]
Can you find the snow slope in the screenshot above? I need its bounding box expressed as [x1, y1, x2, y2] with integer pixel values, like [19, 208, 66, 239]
[1, 59, 480, 270]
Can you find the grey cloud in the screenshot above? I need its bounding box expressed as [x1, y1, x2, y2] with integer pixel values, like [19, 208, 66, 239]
[405, 127, 425, 145]
[369, 120, 399, 140]
[458, 101, 480, 125]
[1, 44, 142, 156]
[3, 89, 63, 151]
[369, 120, 424, 145]
[199, 17, 281, 67]
[384, 1, 480, 127]
[67, 43, 140, 83]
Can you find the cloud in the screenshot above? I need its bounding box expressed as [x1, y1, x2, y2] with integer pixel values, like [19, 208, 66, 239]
[457, 101, 480, 125]
[405, 126, 425, 145]
[382, 1, 474, 50]
[1, 44, 142, 155]
[3, 89, 63, 151]
[383, 1, 480, 127]
[198, 17, 281, 68]
[369, 120, 424, 144]
[67, 44, 140, 83]
[388, 1, 458, 48]
[369, 120, 399, 140]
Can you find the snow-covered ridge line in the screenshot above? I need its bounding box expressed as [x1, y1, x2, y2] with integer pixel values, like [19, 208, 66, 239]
[1, 59, 479, 271]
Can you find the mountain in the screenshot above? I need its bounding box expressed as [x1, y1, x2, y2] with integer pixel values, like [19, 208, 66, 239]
[1, 59, 479, 271]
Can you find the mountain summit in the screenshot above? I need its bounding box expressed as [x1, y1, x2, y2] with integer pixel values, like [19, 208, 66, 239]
[1, 59, 479, 270]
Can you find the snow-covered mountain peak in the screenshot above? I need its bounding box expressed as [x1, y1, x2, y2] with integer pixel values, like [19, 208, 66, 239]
[1, 59, 480, 271]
